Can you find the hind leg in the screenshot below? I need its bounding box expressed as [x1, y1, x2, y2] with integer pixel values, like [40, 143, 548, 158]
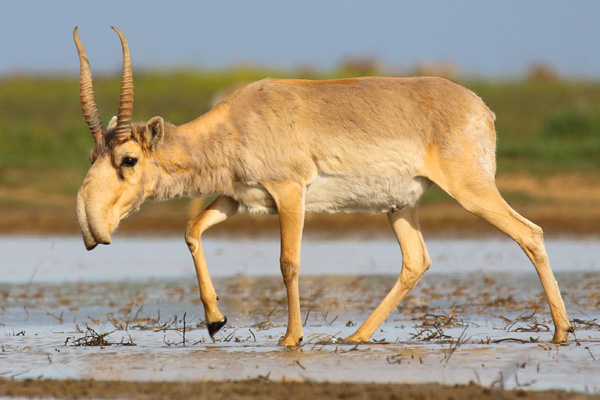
[433, 174, 572, 343]
[344, 205, 431, 343]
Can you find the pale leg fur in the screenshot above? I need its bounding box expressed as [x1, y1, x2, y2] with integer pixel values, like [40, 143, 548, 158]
[264, 181, 306, 346]
[437, 179, 572, 343]
[344, 206, 431, 343]
[185, 196, 239, 337]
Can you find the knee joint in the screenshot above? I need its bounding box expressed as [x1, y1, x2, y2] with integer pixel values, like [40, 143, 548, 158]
[185, 222, 204, 253]
[531, 224, 544, 242]
[523, 224, 548, 264]
[401, 258, 428, 283]
[423, 254, 432, 271]
[280, 257, 299, 282]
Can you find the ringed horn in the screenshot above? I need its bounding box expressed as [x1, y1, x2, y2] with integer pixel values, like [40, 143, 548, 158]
[73, 26, 134, 142]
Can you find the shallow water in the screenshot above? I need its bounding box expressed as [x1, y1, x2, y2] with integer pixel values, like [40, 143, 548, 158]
[2, 235, 599, 282]
[1, 235, 599, 392]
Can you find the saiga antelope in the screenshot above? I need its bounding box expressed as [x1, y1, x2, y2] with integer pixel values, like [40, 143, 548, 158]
[74, 27, 572, 346]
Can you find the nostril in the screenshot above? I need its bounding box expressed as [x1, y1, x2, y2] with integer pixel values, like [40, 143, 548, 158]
[85, 244, 96, 251]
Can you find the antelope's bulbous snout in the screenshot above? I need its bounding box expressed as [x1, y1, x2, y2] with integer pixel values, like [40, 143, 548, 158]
[76, 183, 113, 251]
[74, 26, 144, 251]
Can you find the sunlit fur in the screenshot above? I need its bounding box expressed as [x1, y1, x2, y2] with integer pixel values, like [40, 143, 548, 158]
[76, 76, 572, 347]
[78, 77, 493, 242]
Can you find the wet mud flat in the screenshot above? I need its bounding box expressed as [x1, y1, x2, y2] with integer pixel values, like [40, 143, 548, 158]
[1, 272, 600, 395]
[1, 378, 599, 400]
[1, 236, 600, 398]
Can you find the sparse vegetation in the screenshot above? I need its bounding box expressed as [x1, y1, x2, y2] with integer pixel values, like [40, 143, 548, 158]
[1, 70, 600, 231]
[2, 71, 599, 178]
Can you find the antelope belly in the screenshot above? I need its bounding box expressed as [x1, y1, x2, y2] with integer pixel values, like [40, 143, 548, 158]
[304, 174, 431, 214]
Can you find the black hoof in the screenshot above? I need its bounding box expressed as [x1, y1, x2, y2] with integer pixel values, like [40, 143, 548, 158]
[207, 316, 227, 338]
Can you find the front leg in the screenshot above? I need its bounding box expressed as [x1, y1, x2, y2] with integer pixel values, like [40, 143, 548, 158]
[185, 196, 239, 338]
[263, 181, 306, 347]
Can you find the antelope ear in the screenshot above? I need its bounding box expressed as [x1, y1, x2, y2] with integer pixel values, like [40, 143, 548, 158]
[144, 116, 164, 152]
[108, 116, 118, 130]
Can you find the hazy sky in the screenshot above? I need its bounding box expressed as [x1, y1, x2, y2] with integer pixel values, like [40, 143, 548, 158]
[2, 1, 599, 78]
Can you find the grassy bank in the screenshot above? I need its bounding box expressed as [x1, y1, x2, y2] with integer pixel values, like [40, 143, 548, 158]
[1, 69, 599, 220]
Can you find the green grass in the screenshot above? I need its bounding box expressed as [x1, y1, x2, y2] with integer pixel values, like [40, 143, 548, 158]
[467, 80, 600, 173]
[1, 70, 599, 205]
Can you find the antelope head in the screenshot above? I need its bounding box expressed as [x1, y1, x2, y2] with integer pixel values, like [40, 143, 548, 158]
[74, 27, 166, 250]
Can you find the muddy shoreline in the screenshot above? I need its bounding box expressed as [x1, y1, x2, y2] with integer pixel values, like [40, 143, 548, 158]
[2, 377, 599, 400]
[2, 200, 599, 238]
[2, 172, 599, 238]
[2, 267, 600, 398]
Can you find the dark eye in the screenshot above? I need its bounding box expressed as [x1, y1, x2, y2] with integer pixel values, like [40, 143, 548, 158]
[121, 157, 138, 168]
